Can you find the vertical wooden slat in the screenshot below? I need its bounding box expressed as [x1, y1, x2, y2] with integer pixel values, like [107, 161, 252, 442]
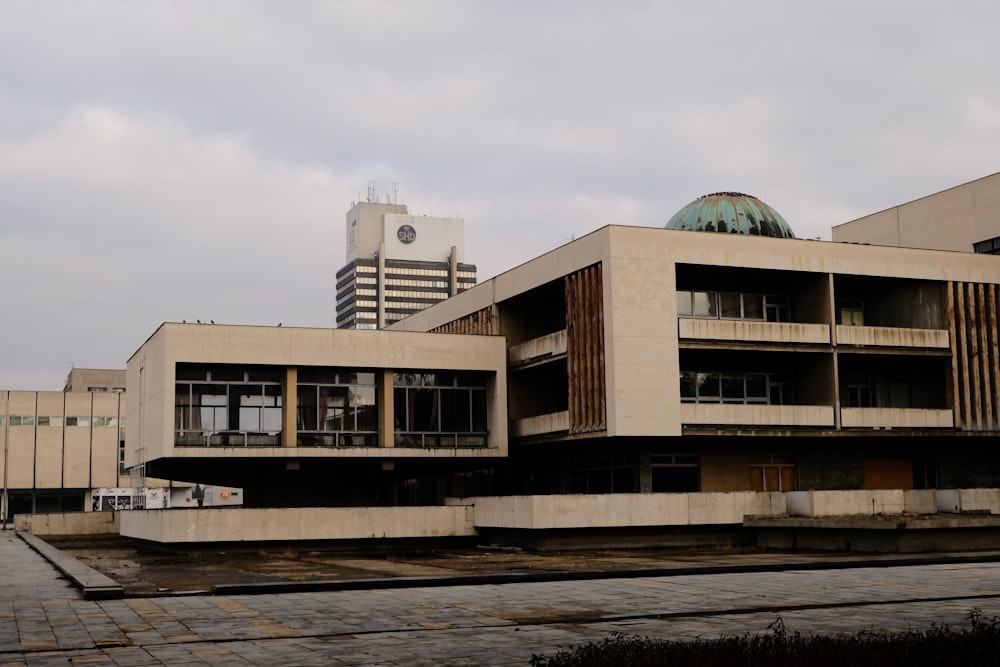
[565, 264, 607, 433]
[946, 282, 959, 424]
[565, 273, 579, 429]
[967, 283, 982, 430]
[990, 285, 1000, 430]
[595, 263, 607, 428]
[956, 283, 972, 430]
[978, 284, 993, 430]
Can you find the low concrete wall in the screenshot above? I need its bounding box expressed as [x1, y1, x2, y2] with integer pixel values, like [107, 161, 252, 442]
[15, 511, 120, 536]
[937, 488, 1000, 514]
[120, 505, 476, 543]
[472, 492, 786, 529]
[788, 489, 965, 517]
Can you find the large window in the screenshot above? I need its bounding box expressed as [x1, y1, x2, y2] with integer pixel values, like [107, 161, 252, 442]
[394, 372, 488, 448]
[677, 291, 789, 322]
[651, 454, 699, 492]
[175, 364, 282, 446]
[749, 454, 796, 491]
[680, 371, 792, 405]
[297, 369, 377, 447]
[567, 456, 636, 493]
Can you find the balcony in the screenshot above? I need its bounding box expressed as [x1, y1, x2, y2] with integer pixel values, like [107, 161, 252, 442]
[679, 319, 830, 345]
[836, 325, 949, 348]
[508, 330, 567, 366]
[840, 408, 954, 429]
[511, 411, 569, 437]
[681, 403, 835, 427]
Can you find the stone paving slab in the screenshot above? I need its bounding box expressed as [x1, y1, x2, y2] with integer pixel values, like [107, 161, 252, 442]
[2, 560, 1000, 664]
[5, 528, 1000, 665]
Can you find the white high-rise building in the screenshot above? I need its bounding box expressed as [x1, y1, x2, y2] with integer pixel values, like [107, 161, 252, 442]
[335, 200, 477, 329]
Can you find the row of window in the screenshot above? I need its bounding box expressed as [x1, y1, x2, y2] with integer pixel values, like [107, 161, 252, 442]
[677, 290, 790, 322]
[1, 416, 119, 427]
[385, 267, 450, 277]
[565, 454, 796, 493]
[680, 371, 793, 404]
[173, 365, 489, 447]
[385, 278, 451, 288]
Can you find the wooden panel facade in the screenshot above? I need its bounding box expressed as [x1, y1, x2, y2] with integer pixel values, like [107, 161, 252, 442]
[565, 264, 607, 433]
[948, 281, 1000, 431]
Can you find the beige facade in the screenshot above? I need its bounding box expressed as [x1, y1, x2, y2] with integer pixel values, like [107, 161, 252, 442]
[392, 224, 1000, 495]
[832, 171, 1000, 253]
[126, 323, 507, 505]
[63, 368, 127, 393]
[1, 388, 126, 519]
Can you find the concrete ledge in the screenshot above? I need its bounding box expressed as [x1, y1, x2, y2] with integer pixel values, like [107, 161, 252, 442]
[747, 515, 1000, 553]
[746, 515, 1000, 530]
[17, 531, 124, 600]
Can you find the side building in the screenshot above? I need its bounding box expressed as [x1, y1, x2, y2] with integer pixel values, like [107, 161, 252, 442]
[2, 369, 127, 519]
[832, 171, 1000, 254]
[335, 201, 477, 329]
[126, 324, 507, 507]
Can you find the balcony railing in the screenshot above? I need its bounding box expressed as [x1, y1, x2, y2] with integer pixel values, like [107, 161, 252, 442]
[678, 319, 830, 345]
[511, 411, 570, 437]
[394, 432, 488, 448]
[840, 408, 954, 428]
[296, 432, 378, 447]
[508, 330, 568, 365]
[175, 432, 281, 447]
[680, 403, 836, 427]
[835, 325, 949, 348]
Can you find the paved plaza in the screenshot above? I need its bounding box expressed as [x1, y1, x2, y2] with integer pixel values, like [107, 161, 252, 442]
[3, 531, 1000, 666]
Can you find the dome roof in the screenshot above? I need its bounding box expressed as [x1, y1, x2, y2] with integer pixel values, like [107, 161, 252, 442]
[665, 192, 796, 239]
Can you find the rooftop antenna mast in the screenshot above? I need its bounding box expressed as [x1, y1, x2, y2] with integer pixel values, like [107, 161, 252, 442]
[388, 182, 399, 205]
[367, 180, 378, 203]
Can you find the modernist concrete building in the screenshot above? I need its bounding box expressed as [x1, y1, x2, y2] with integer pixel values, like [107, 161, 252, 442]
[393, 192, 1000, 497]
[335, 200, 477, 329]
[833, 171, 1000, 254]
[126, 323, 507, 507]
[121, 190, 1000, 545]
[2, 370, 128, 520]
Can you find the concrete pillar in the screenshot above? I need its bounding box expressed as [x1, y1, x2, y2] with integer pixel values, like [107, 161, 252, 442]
[281, 367, 297, 447]
[378, 370, 394, 447]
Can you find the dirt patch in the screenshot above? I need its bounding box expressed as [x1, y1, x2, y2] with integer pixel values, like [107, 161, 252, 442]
[48, 538, 839, 597]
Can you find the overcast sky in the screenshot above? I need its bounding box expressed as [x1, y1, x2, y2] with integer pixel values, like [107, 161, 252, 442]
[2, 1, 999, 390]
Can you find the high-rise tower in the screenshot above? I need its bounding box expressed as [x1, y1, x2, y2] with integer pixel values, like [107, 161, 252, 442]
[335, 199, 476, 329]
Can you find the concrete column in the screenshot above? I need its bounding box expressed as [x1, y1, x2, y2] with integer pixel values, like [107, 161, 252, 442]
[378, 370, 395, 447]
[450, 245, 458, 297]
[282, 367, 297, 447]
[377, 243, 386, 329]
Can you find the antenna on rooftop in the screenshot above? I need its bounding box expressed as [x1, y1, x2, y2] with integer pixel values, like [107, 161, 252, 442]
[388, 182, 399, 205]
[367, 181, 378, 203]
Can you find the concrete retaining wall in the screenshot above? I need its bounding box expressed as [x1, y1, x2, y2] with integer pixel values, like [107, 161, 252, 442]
[471, 492, 787, 529]
[119, 505, 476, 543]
[15, 511, 120, 536]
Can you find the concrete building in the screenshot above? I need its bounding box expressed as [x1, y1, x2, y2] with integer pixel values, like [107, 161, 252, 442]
[121, 190, 1000, 545]
[833, 171, 1000, 254]
[335, 200, 476, 329]
[392, 192, 1000, 499]
[126, 323, 507, 507]
[2, 375, 127, 520]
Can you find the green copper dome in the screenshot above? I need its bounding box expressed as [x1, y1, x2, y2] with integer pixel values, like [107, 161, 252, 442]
[666, 192, 796, 239]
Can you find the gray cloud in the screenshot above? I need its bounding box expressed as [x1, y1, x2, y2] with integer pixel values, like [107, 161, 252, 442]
[1, 1, 999, 388]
